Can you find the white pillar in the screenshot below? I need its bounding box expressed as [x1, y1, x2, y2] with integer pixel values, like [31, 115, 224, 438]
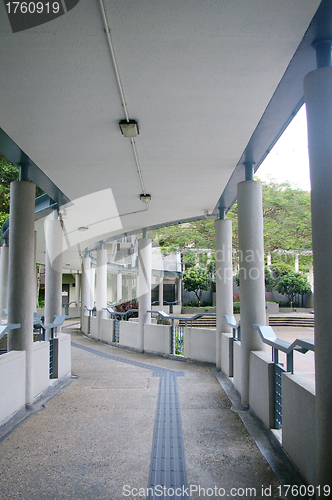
[237, 179, 266, 406]
[308, 261, 314, 288]
[7, 180, 36, 406]
[116, 272, 122, 303]
[138, 237, 152, 351]
[75, 272, 81, 307]
[267, 252, 272, 269]
[0, 244, 9, 321]
[96, 248, 107, 319]
[177, 277, 182, 305]
[304, 64, 332, 488]
[159, 275, 164, 307]
[81, 256, 93, 316]
[45, 218, 63, 337]
[127, 275, 133, 301]
[294, 252, 299, 272]
[215, 218, 233, 369]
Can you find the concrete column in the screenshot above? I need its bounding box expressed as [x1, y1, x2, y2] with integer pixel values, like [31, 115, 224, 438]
[45, 218, 63, 337]
[177, 277, 182, 305]
[96, 248, 107, 319]
[215, 218, 233, 369]
[116, 272, 122, 303]
[0, 244, 9, 321]
[237, 179, 266, 406]
[75, 272, 81, 307]
[308, 261, 314, 288]
[159, 275, 164, 307]
[295, 252, 299, 272]
[127, 275, 133, 301]
[138, 237, 152, 351]
[7, 180, 36, 406]
[304, 64, 332, 488]
[267, 252, 271, 269]
[81, 256, 93, 316]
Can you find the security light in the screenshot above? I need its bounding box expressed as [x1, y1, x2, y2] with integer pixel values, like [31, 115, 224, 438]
[140, 194, 151, 203]
[119, 119, 139, 137]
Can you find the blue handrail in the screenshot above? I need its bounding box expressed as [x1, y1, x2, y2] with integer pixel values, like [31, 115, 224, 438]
[251, 323, 314, 429]
[251, 324, 314, 373]
[224, 315, 241, 341]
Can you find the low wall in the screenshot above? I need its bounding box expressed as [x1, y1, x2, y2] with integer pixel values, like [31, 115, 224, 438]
[67, 306, 80, 318]
[99, 318, 114, 343]
[54, 334, 71, 379]
[184, 327, 215, 364]
[119, 321, 139, 349]
[152, 305, 181, 315]
[0, 351, 26, 425]
[282, 373, 316, 485]
[233, 341, 241, 394]
[90, 317, 99, 339]
[221, 332, 233, 377]
[249, 351, 274, 428]
[144, 324, 171, 354]
[81, 315, 88, 335]
[32, 341, 49, 400]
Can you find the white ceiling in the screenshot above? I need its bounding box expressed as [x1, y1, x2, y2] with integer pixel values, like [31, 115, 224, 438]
[0, 0, 322, 269]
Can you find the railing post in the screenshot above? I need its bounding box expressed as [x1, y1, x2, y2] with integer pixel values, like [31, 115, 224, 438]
[171, 319, 175, 354]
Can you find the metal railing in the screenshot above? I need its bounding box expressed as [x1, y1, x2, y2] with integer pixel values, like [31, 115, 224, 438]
[224, 315, 241, 341]
[251, 324, 314, 429]
[148, 311, 216, 356]
[62, 301, 77, 315]
[105, 307, 139, 342]
[42, 315, 69, 378]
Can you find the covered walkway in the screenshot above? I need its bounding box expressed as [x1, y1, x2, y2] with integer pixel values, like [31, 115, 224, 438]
[0, 327, 288, 500]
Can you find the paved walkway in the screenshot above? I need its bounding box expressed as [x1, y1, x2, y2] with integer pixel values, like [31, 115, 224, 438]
[0, 327, 291, 500]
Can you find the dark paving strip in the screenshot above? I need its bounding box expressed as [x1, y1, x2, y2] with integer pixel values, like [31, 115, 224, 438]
[72, 340, 188, 498]
[147, 373, 188, 500]
[71, 341, 184, 377]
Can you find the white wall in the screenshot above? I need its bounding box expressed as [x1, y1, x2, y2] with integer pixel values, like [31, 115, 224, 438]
[119, 321, 139, 349]
[55, 334, 71, 379]
[99, 318, 114, 343]
[0, 351, 26, 424]
[282, 373, 316, 485]
[144, 324, 171, 354]
[184, 327, 215, 363]
[221, 332, 233, 377]
[90, 316, 99, 339]
[32, 341, 49, 399]
[81, 315, 89, 335]
[249, 351, 274, 428]
[233, 341, 241, 394]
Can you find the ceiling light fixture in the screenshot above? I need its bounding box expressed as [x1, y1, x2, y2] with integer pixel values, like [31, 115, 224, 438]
[140, 194, 151, 203]
[119, 119, 139, 137]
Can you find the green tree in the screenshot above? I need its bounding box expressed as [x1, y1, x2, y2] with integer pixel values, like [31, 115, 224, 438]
[154, 220, 215, 255]
[183, 267, 211, 307]
[275, 271, 312, 307]
[261, 179, 311, 253]
[0, 154, 45, 228]
[0, 154, 19, 226]
[155, 180, 311, 257]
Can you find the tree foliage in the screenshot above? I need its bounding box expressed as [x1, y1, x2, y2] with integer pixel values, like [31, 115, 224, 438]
[0, 154, 44, 227]
[154, 219, 215, 255]
[183, 267, 211, 307]
[154, 179, 312, 274]
[0, 154, 19, 226]
[275, 271, 312, 307]
[261, 179, 311, 252]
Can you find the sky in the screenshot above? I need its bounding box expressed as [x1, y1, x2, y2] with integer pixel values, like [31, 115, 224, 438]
[256, 105, 311, 191]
